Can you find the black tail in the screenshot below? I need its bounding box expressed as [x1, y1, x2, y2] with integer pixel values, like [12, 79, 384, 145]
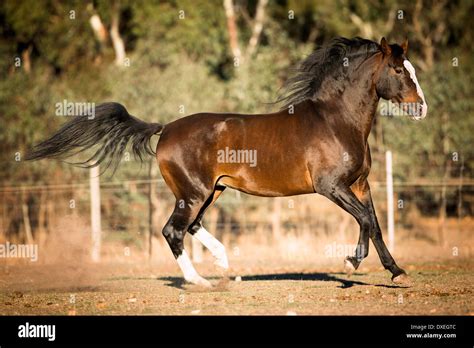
[25, 102, 163, 174]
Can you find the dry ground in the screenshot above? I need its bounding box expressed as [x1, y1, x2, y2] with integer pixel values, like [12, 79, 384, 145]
[0, 257, 472, 315]
[1, 215, 472, 315]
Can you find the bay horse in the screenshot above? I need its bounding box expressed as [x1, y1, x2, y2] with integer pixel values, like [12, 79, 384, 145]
[26, 37, 427, 287]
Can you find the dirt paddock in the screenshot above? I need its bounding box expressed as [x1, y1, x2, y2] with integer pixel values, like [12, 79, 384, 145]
[0, 254, 472, 315]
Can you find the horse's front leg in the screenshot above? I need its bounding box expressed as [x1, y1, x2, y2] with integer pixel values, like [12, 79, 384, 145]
[361, 182, 410, 285]
[318, 181, 371, 273]
[343, 178, 373, 273]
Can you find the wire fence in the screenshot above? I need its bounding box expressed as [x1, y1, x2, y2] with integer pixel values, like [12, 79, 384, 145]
[1, 177, 472, 244]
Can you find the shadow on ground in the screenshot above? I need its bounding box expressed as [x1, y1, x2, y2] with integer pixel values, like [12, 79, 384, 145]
[158, 272, 403, 289]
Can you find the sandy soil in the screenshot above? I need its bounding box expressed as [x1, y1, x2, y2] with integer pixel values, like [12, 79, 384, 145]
[0, 256, 472, 315]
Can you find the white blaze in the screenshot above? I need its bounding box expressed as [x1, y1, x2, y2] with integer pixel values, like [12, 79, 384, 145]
[403, 60, 428, 119]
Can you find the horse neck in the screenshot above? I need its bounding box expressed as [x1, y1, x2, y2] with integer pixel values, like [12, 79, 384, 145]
[315, 57, 381, 141]
[341, 84, 379, 141]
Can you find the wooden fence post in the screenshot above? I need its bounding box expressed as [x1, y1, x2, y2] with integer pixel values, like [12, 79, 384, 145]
[386, 151, 395, 252]
[90, 166, 101, 262]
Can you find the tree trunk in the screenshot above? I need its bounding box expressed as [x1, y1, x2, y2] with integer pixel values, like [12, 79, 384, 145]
[349, 13, 374, 39]
[413, 0, 446, 71]
[89, 14, 108, 44]
[223, 0, 241, 61]
[21, 45, 32, 74]
[246, 0, 268, 58]
[110, 0, 126, 66]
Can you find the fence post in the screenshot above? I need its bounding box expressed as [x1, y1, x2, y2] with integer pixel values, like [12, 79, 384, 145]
[148, 161, 160, 259]
[272, 197, 282, 241]
[385, 151, 395, 252]
[90, 166, 101, 262]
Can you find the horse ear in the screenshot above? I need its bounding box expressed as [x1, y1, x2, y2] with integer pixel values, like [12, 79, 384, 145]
[380, 37, 391, 55]
[401, 38, 408, 55]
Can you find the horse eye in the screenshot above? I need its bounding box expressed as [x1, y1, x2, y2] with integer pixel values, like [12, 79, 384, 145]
[394, 67, 403, 74]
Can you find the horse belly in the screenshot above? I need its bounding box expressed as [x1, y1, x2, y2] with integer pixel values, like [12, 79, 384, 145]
[216, 162, 314, 197]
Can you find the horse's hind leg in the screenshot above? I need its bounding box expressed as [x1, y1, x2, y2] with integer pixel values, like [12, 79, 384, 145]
[188, 185, 228, 270]
[162, 198, 212, 287]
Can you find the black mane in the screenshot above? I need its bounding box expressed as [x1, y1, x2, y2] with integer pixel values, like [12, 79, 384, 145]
[277, 37, 381, 109]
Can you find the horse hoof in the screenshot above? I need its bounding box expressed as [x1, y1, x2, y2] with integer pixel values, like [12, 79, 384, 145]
[188, 276, 212, 288]
[392, 273, 412, 287]
[197, 278, 213, 288]
[344, 258, 356, 276]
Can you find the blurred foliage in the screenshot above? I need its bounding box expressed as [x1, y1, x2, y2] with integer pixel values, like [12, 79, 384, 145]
[0, 0, 472, 194]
